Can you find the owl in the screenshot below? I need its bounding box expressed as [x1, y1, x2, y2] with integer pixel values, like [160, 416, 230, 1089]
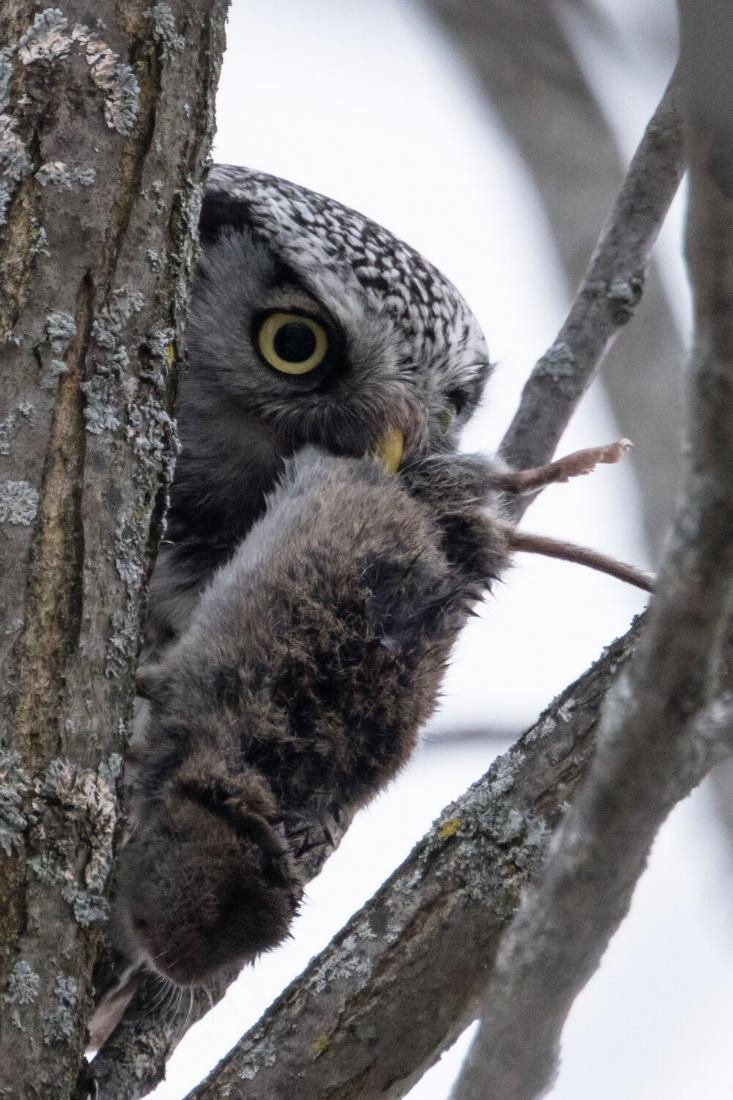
[97, 167, 510, 1031]
[145, 165, 495, 654]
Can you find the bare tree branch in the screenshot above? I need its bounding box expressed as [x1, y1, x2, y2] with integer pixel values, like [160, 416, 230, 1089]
[425, 0, 686, 558]
[451, 6, 733, 1095]
[498, 67, 684, 497]
[0, 2, 228, 1095]
[183, 618, 643, 1099]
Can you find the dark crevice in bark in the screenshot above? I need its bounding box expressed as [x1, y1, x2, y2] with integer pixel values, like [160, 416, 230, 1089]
[9, 272, 92, 763]
[0, 124, 41, 335]
[102, 44, 160, 295]
[0, 3, 230, 1091]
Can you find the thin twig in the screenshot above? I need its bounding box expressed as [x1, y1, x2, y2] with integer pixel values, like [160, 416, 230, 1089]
[499, 67, 684, 517]
[451, 10, 733, 1096]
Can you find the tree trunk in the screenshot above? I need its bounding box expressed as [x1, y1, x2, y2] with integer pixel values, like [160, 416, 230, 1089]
[0, 3, 228, 1095]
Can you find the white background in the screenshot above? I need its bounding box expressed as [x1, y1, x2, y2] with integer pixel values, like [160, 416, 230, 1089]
[147, 2, 733, 1097]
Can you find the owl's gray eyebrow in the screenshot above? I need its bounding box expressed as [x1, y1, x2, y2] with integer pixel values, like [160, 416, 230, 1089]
[255, 286, 327, 316]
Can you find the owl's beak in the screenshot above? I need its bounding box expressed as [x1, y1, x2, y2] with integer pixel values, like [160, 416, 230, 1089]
[372, 428, 404, 474]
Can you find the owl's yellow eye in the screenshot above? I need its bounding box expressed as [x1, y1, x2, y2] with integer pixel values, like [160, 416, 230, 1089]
[256, 312, 328, 375]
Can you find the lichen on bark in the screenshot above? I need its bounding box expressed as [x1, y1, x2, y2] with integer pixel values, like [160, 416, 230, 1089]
[0, 2, 230, 1095]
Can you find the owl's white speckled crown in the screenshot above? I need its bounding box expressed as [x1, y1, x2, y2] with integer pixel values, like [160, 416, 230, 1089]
[205, 165, 490, 399]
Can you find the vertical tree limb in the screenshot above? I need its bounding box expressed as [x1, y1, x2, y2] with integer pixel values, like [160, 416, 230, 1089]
[450, 6, 733, 1096]
[0, 3, 228, 1095]
[497, 66, 684, 494]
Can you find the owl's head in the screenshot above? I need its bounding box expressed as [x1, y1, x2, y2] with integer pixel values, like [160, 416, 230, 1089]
[186, 166, 490, 466]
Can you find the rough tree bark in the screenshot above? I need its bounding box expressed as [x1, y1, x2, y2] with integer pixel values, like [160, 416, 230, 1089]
[0, 3, 228, 1096]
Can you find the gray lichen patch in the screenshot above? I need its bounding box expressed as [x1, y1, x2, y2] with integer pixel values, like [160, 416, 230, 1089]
[33, 756, 121, 928]
[0, 48, 13, 112]
[18, 13, 140, 136]
[447, 801, 550, 907]
[144, 323, 175, 370]
[92, 285, 144, 357]
[0, 113, 32, 224]
[104, 602, 139, 680]
[38, 310, 77, 389]
[0, 183, 12, 225]
[29, 220, 50, 258]
[36, 161, 96, 189]
[237, 1037, 278, 1082]
[310, 932, 373, 995]
[43, 974, 77, 1044]
[62, 885, 110, 927]
[44, 756, 120, 896]
[115, 515, 146, 588]
[0, 749, 31, 856]
[18, 8, 71, 64]
[0, 412, 16, 456]
[607, 274, 644, 324]
[0, 403, 32, 456]
[0, 479, 39, 525]
[81, 376, 121, 434]
[536, 341, 575, 381]
[42, 359, 68, 389]
[126, 393, 177, 482]
[45, 310, 76, 344]
[146, 4, 185, 55]
[80, 30, 140, 135]
[5, 960, 40, 1005]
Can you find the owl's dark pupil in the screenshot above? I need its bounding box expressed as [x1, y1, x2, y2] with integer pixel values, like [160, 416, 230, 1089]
[273, 322, 317, 362]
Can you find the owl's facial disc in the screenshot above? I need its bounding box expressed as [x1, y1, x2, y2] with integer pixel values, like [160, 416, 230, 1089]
[248, 283, 414, 470]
